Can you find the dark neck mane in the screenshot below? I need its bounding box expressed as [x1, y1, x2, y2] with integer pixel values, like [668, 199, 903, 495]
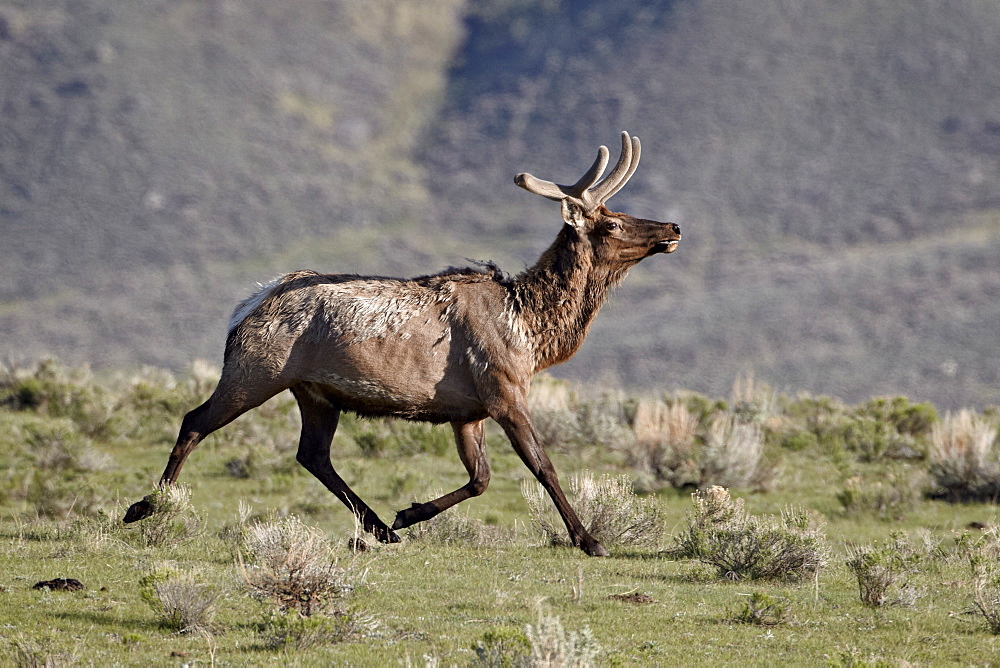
[512, 225, 630, 373]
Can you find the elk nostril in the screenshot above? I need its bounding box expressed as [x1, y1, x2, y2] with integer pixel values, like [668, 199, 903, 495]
[671, 223, 681, 235]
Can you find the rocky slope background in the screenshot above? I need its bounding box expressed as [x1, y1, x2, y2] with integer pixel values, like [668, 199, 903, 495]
[1, 0, 997, 408]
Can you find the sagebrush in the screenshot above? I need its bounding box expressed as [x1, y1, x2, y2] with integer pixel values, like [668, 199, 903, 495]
[668, 486, 827, 581]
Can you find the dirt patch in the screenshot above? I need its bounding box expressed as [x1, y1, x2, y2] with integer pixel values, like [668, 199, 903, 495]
[608, 592, 654, 605]
[33, 578, 85, 591]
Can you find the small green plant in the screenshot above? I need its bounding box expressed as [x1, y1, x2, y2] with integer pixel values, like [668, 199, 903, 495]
[845, 534, 924, 607]
[525, 610, 600, 668]
[522, 471, 663, 550]
[731, 592, 789, 626]
[472, 627, 532, 667]
[139, 564, 220, 633]
[668, 486, 827, 581]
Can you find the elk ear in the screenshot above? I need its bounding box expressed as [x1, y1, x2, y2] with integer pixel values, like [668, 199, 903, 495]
[560, 199, 587, 229]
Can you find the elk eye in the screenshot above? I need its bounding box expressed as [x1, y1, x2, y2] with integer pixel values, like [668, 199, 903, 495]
[605, 221, 621, 232]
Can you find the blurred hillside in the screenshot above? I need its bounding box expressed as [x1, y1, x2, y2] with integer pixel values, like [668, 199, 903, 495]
[1, 0, 997, 408]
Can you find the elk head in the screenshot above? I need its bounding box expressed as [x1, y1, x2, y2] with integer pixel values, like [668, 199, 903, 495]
[514, 131, 681, 266]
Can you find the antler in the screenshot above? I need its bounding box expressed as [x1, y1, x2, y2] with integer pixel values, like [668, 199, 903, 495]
[514, 131, 642, 213]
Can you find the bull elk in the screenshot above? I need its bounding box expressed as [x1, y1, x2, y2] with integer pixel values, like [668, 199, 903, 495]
[124, 131, 681, 556]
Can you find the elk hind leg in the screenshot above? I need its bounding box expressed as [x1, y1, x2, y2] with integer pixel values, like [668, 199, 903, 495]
[392, 420, 490, 530]
[123, 370, 286, 523]
[292, 384, 400, 543]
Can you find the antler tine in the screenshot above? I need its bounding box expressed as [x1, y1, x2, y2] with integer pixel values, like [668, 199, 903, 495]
[514, 144, 610, 202]
[514, 132, 641, 211]
[569, 144, 610, 196]
[597, 135, 641, 205]
[588, 131, 638, 206]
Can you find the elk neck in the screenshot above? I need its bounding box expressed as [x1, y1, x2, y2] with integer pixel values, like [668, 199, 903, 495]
[510, 224, 631, 373]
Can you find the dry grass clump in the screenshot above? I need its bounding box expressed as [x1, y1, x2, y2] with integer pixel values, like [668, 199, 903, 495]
[928, 410, 1000, 501]
[522, 472, 663, 550]
[701, 414, 767, 489]
[668, 486, 827, 581]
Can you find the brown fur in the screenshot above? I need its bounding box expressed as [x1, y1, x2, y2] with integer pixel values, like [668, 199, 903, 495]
[124, 135, 681, 557]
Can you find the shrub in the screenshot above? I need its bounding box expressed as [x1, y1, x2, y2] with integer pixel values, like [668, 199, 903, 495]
[781, 430, 819, 452]
[123, 483, 204, 548]
[837, 467, 923, 519]
[668, 486, 827, 581]
[353, 419, 452, 458]
[628, 401, 773, 491]
[236, 514, 358, 616]
[958, 528, 1000, 633]
[928, 410, 1000, 501]
[840, 416, 920, 462]
[23, 419, 113, 474]
[525, 611, 600, 668]
[404, 509, 515, 548]
[855, 396, 938, 437]
[845, 534, 924, 607]
[521, 472, 663, 550]
[731, 592, 789, 626]
[527, 376, 634, 453]
[139, 565, 220, 633]
[631, 399, 699, 488]
[258, 607, 374, 650]
[472, 627, 532, 667]
[701, 413, 770, 489]
[729, 374, 776, 425]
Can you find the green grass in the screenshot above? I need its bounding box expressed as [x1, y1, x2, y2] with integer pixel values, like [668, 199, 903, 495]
[2, 363, 1000, 665]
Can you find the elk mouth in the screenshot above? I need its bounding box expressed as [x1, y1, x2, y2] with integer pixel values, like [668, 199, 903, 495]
[653, 239, 680, 254]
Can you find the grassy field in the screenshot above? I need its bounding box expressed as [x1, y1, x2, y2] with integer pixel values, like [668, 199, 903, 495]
[2, 361, 999, 666]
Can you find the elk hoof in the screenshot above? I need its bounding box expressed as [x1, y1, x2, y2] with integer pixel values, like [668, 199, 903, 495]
[373, 526, 401, 544]
[122, 498, 154, 523]
[581, 539, 610, 557]
[391, 502, 435, 531]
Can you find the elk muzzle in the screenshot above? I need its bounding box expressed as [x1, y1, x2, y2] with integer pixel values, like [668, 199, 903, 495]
[654, 222, 681, 254]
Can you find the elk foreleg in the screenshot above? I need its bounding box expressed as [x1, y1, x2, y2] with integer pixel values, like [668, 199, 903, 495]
[494, 406, 609, 557]
[292, 385, 400, 543]
[392, 419, 491, 530]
